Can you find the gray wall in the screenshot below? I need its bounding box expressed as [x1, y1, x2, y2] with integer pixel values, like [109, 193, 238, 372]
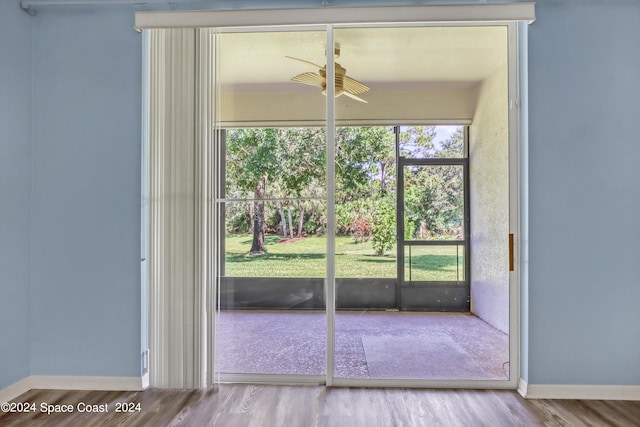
[526, 0, 640, 385]
[0, 0, 32, 389]
[1, 0, 640, 389]
[29, 7, 142, 378]
[469, 61, 509, 334]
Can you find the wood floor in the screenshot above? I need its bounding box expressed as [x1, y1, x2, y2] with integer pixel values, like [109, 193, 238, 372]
[1, 385, 639, 426]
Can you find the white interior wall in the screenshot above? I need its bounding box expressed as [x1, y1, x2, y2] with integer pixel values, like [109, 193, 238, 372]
[469, 61, 509, 334]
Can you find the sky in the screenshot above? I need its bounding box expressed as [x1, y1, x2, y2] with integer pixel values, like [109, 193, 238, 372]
[434, 125, 460, 145]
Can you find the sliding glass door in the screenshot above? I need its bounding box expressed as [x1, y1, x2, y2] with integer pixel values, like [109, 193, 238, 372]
[212, 22, 515, 387]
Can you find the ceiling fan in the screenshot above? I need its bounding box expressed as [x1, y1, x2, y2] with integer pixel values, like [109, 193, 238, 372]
[286, 48, 369, 103]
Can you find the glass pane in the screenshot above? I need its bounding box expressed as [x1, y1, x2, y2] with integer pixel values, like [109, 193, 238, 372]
[404, 165, 464, 241]
[334, 126, 397, 279]
[333, 25, 507, 382]
[334, 27, 405, 380]
[224, 201, 326, 278]
[215, 29, 326, 378]
[404, 244, 465, 282]
[400, 125, 465, 159]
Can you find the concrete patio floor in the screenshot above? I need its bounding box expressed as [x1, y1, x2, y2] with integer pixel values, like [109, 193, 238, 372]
[215, 311, 509, 381]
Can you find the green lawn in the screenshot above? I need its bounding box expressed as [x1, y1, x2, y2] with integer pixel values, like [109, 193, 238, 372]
[224, 234, 464, 280]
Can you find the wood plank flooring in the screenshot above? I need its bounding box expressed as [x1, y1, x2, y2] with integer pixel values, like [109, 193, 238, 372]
[1, 385, 639, 427]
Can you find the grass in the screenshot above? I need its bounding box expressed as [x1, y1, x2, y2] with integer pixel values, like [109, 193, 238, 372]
[224, 234, 464, 280]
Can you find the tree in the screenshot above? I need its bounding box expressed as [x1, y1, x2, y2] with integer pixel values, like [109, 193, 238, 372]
[435, 127, 465, 238]
[399, 126, 437, 158]
[335, 126, 394, 201]
[436, 126, 464, 159]
[279, 128, 325, 238]
[226, 127, 327, 251]
[227, 125, 422, 252]
[226, 128, 281, 253]
[371, 196, 396, 256]
[402, 127, 465, 238]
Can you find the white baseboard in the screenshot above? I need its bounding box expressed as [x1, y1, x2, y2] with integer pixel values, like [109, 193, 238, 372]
[0, 375, 149, 403]
[0, 377, 32, 404]
[518, 378, 640, 400]
[141, 372, 150, 389]
[517, 378, 528, 398]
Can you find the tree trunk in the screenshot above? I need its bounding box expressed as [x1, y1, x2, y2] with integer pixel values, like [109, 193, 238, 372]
[287, 207, 294, 239]
[380, 162, 387, 192]
[250, 176, 266, 254]
[277, 200, 287, 238]
[297, 205, 305, 238]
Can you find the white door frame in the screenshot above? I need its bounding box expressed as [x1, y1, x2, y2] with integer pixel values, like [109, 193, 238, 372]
[139, 5, 532, 390]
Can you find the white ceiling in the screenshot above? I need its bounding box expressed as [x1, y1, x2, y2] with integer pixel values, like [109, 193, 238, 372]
[218, 25, 508, 91]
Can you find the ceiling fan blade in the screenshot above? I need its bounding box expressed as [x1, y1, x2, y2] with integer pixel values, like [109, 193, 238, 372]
[343, 91, 368, 103]
[285, 56, 324, 70]
[287, 53, 369, 102]
[291, 72, 325, 87]
[343, 75, 370, 95]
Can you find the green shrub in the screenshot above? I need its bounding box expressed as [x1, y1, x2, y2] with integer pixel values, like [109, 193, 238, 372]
[371, 197, 396, 256]
[404, 215, 414, 241]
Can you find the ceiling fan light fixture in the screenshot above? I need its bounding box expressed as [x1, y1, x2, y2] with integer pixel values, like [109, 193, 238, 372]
[321, 87, 345, 98]
[321, 74, 345, 97]
[325, 47, 341, 59]
[286, 50, 370, 103]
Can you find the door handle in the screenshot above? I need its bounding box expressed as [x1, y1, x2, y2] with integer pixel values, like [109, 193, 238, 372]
[509, 234, 514, 272]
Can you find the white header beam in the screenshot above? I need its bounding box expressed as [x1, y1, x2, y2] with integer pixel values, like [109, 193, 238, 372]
[134, 3, 536, 30]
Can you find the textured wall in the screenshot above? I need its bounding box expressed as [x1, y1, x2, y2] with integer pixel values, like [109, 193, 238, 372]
[469, 61, 509, 334]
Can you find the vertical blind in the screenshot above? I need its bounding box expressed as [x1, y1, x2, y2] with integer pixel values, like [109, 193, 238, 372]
[147, 28, 215, 388]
